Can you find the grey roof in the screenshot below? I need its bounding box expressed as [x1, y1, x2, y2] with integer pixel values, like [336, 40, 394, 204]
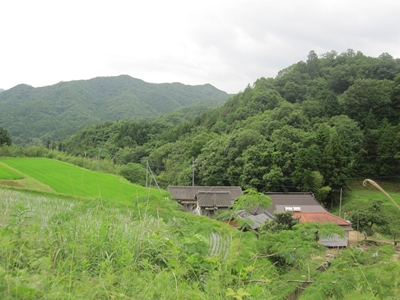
[320, 235, 348, 247]
[237, 210, 274, 230]
[265, 192, 327, 215]
[246, 213, 273, 230]
[197, 191, 233, 207]
[168, 186, 242, 201]
[249, 205, 267, 215]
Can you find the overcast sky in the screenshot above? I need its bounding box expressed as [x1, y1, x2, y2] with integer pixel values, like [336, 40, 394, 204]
[1, 0, 400, 94]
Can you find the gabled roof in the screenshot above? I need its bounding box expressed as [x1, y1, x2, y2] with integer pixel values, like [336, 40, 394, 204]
[197, 191, 233, 207]
[293, 211, 351, 227]
[168, 186, 242, 201]
[265, 192, 326, 215]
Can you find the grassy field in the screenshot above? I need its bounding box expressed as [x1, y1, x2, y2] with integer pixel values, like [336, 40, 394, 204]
[347, 179, 400, 205]
[0, 158, 162, 202]
[0, 163, 24, 180]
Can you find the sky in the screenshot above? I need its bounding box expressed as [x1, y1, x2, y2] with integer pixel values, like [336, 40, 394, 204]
[1, 0, 400, 94]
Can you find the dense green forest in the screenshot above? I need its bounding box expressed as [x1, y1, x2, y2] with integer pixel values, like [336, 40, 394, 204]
[0, 75, 230, 145]
[60, 49, 400, 207]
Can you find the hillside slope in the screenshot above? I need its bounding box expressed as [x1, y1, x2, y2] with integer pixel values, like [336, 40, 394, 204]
[0, 75, 230, 145]
[60, 50, 400, 204]
[0, 157, 161, 201]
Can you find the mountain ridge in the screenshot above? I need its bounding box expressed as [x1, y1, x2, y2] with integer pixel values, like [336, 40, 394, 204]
[0, 75, 231, 144]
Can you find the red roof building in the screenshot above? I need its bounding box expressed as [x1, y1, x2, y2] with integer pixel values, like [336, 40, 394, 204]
[293, 211, 351, 227]
[293, 211, 353, 247]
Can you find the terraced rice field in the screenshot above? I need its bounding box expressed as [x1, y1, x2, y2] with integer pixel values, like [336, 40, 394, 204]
[0, 163, 24, 180]
[0, 158, 162, 202]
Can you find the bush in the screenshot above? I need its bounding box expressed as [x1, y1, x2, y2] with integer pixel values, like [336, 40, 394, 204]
[118, 162, 147, 186]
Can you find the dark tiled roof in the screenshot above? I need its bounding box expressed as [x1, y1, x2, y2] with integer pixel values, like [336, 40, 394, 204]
[197, 191, 233, 207]
[265, 192, 326, 215]
[168, 186, 242, 201]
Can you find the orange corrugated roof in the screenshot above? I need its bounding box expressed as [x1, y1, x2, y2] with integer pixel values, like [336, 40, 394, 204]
[293, 211, 351, 226]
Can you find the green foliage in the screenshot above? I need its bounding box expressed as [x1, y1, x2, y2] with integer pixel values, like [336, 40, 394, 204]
[299, 245, 400, 299]
[342, 78, 393, 127]
[0, 126, 12, 146]
[0, 77, 230, 145]
[258, 222, 345, 266]
[217, 189, 272, 229]
[226, 287, 250, 299]
[260, 211, 300, 233]
[0, 188, 285, 299]
[348, 199, 388, 236]
[118, 162, 147, 186]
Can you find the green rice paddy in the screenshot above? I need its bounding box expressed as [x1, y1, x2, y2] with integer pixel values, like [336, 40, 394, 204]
[0, 158, 162, 202]
[0, 163, 24, 180]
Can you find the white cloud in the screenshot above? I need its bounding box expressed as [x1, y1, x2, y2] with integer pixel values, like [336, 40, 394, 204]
[1, 0, 400, 94]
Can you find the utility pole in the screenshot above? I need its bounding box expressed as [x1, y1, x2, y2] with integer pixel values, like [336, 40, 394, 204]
[339, 187, 342, 218]
[191, 158, 195, 186]
[98, 148, 102, 172]
[146, 160, 149, 192]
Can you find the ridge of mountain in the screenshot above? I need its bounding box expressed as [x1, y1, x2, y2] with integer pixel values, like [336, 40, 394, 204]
[0, 75, 231, 144]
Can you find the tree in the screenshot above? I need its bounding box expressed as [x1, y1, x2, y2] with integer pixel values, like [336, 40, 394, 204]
[380, 207, 400, 242]
[376, 120, 400, 176]
[257, 222, 344, 265]
[349, 199, 388, 236]
[260, 211, 300, 233]
[118, 162, 147, 186]
[307, 50, 320, 78]
[341, 79, 393, 127]
[321, 128, 349, 192]
[0, 126, 12, 146]
[316, 89, 340, 117]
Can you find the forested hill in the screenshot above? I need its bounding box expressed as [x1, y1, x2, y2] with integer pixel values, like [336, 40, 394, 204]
[62, 49, 400, 207]
[0, 75, 230, 145]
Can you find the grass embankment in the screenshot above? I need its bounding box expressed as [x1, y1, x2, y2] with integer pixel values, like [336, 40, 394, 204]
[347, 180, 400, 205]
[329, 179, 400, 218]
[0, 158, 161, 202]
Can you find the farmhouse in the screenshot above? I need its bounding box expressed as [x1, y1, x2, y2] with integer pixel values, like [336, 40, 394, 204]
[167, 186, 242, 217]
[293, 211, 353, 247]
[249, 192, 353, 247]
